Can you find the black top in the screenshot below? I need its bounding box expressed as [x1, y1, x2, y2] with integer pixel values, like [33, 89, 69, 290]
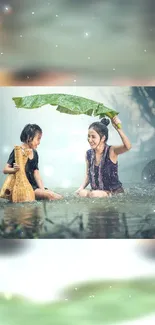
[7, 149, 39, 190]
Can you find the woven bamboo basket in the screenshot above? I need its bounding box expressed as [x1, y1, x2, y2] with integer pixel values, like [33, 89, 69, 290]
[12, 146, 35, 203]
[0, 146, 35, 202]
[0, 174, 15, 201]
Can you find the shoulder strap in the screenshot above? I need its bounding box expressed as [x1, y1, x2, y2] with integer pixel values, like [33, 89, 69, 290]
[102, 144, 109, 164]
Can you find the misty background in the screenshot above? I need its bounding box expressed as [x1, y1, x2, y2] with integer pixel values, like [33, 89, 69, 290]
[0, 0, 155, 85]
[0, 86, 154, 189]
[0, 239, 155, 302]
[1, 239, 155, 325]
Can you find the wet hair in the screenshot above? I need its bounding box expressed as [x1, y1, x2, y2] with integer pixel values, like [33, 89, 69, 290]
[88, 118, 110, 141]
[20, 124, 42, 143]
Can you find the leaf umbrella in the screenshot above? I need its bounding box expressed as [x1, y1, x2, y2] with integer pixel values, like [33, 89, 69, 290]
[12, 93, 121, 128]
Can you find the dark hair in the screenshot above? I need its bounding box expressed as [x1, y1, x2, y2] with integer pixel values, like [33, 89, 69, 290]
[88, 118, 110, 141]
[20, 124, 42, 143]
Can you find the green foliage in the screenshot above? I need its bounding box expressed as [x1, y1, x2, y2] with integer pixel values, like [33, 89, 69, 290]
[1, 278, 155, 325]
[12, 94, 119, 119]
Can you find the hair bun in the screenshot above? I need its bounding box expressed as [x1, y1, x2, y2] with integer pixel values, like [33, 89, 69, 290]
[100, 118, 110, 126]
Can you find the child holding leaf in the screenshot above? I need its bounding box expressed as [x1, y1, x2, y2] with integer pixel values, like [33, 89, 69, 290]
[76, 116, 132, 198]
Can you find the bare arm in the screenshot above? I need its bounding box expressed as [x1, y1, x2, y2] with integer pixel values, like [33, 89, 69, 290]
[3, 163, 20, 174]
[34, 170, 44, 190]
[76, 154, 90, 192]
[110, 116, 132, 156]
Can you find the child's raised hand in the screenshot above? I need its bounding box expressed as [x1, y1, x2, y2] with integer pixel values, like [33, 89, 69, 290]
[111, 116, 122, 130]
[13, 163, 20, 172]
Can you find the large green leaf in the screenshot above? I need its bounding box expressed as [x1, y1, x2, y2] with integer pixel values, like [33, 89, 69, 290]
[12, 94, 119, 118]
[95, 104, 119, 119]
[1, 278, 155, 325]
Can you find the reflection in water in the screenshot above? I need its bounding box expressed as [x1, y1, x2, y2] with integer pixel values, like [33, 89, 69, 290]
[0, 185, 155, 238]
[122, 212, 129, 238]
[134, 213, 155, 239]
[140, 229, 155, 239]
[1, 204, 44, 238]
[42, 213, 85, 239]
[87, 207, 120, 238]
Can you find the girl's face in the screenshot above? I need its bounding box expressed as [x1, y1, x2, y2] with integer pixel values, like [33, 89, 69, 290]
[29, 132, 42, 149]
[88, 128, 105, 149]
